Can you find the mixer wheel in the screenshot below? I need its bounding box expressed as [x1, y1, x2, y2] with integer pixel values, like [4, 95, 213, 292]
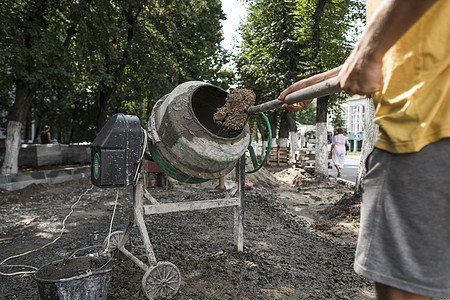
[142, 262, 181, 299]
[103, 231, 131, 257]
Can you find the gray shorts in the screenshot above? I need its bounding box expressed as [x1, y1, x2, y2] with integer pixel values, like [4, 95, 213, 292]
[354, 138, 450, 297]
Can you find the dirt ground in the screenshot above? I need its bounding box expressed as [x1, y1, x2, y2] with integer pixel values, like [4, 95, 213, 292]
[1, 165, 372, 299]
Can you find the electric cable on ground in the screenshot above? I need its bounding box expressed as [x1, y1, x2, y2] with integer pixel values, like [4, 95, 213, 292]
[0, 185, 93, 276]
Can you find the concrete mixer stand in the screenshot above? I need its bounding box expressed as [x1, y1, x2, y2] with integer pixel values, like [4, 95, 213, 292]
[103, 157, 247, 300]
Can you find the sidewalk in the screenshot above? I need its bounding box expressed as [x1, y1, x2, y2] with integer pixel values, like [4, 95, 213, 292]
[329, 153, 361, 182]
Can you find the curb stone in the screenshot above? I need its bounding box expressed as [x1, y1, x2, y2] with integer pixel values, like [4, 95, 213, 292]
[0, 166, 91, 191]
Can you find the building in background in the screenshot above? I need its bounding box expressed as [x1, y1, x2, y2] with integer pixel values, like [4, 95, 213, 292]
[341, 95, 367, 152]
[296, 123, 334, 149]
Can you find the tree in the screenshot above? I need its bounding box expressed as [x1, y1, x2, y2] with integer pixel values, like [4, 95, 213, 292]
[315, 96, 328, 179]
[0, 0, 78, 174]
[75, 0, 229, 130]
[0, 0, 230, 173]
[236, 0, 364, 175]
[330, 105, 345, 130]
[296, 101, 316, 125]
[236, 0, 307, 156]
[278, 109, 298, 158]
[307, 0, 363, 179]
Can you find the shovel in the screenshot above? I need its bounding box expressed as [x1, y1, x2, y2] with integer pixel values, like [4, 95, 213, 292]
[246, 77, 340, 115]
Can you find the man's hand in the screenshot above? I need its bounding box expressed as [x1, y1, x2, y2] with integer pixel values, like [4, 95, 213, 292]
[278, 67, 341, 112]
[337, 46, 384, 96]
[281, 100, 313, 112]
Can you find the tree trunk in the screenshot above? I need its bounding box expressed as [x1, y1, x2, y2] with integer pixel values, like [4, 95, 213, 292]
[96, 6, 138, 130]
[311, 0, 329, 61]
[68, 103, 78, 143]
[1, 2, 75, 174]
[278, 138, 288, 148]
[250, 121, 259, 158]
[258, 124, 269, 161]
[287, 110, 298, 161]
[262, 140, 268, 159]
[315, 96, 329, 179]
[252, 121, 259, 143]
[355, 96, 378, 195]
[1, 82, 34, 175]
[1, 121, 23, 175]
[278, 110, 289, 148]
[268, 112, 278, 150]
[97, 87, 115, 131]
[289, 131, 298, 162]
[24, 122, 31, 143]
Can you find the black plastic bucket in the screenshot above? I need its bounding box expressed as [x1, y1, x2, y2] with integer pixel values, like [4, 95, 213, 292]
[33, 256, 112, 300]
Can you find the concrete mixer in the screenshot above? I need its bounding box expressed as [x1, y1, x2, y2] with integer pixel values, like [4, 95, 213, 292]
[90, 78, 340, 299]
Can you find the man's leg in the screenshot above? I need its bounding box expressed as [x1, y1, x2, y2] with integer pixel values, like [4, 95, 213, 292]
[376, 281, 429, 300]
[356, 142, 450, 299]
[218, 176, 225, 189]
[210, 176, 226, 192]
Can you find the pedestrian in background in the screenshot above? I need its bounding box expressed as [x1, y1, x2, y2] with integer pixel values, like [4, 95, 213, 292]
[330, 127, 349, 177]
[279, 0, 450, 299]
[40, 125, 51, 144]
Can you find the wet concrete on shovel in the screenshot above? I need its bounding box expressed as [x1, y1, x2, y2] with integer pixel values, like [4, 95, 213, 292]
[213, 88, 256, 131]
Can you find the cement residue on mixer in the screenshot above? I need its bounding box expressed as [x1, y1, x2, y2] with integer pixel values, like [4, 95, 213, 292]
[213, 88, 255, 130]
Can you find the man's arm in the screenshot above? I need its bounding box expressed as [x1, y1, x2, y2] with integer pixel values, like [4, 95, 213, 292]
[279, 66, 341, 111]
[338, 0, 438, 95]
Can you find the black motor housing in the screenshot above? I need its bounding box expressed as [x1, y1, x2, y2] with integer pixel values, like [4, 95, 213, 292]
[91, 113, 143, 187]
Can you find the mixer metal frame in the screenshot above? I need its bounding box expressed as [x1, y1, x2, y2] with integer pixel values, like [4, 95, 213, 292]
[104, 156, 246, 299]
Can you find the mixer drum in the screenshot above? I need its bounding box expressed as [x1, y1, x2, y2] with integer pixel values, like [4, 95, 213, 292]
[148, 81, 250, 183]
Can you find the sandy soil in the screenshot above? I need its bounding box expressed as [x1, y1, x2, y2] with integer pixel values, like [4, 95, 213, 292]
[0, 166, 373, 299]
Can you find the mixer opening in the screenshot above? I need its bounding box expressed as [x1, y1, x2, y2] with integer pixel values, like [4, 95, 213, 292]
[190, 86, 243, 139]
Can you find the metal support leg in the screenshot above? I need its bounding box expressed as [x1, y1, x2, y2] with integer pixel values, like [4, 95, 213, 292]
[118, 212, 134, 250]
[134, 180, 157, 265]
[234, 155, 245, 252]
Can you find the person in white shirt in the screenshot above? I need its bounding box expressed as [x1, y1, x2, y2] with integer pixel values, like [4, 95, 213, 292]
[330, 127, 350, 177]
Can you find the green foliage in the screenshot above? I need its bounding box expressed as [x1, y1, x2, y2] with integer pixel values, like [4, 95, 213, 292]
[237, 0, 303, 99]
[0, 1, 73, 87]
[0, 0, 231, 143]
[235, 0, 364, 136]
[296, 101, 316, 125]
[329, 103, 346, 132]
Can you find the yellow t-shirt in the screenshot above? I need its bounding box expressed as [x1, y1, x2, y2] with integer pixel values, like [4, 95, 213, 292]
[367, 0, 450, 153]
